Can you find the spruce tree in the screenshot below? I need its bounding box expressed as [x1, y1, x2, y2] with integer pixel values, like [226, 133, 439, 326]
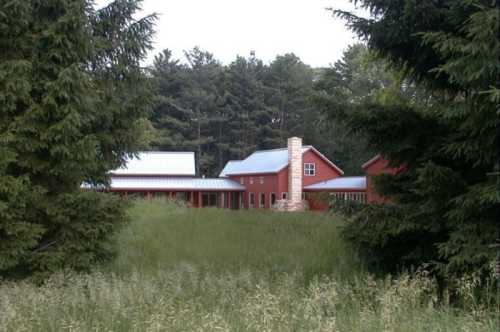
[223, 55, 270, 160]
[0, 0, 155, 278]
[329, 0, 499, 277]
[265, 54, 315, 145]
[150, 49, 193, 150]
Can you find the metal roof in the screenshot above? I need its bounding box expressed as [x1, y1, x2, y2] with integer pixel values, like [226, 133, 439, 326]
[304, 176, 366, 191]
[219, 160, 242, 177]
[107, 176, 245, 191]
[221, 146, 344, 176]
[110, 152, 196, 176]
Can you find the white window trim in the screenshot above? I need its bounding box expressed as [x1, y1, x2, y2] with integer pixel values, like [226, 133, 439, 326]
[259, 176, 264, 184]
[304, 163, 316, 176]
[240, 177, 244, 185]
[249, 177, 254, 184]
[259, 193, 265, 208]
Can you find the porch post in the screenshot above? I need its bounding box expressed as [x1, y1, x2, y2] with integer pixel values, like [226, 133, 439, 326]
[198, 191, 202, 208]
[228, 191, 232, 209]
[190, 191, 194, 207]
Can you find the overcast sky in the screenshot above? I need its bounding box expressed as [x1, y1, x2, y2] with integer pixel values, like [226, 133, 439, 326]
[96, 0, 365, 68]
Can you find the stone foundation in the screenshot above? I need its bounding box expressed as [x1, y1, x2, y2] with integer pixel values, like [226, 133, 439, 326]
[273, 199, 309, 212]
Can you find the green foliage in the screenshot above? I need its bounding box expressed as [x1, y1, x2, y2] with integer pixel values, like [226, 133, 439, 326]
[1, 201, 497, 331]
[312, 44, 397, 174]
[111, 199, 357, 280]
[150, 50, 343, 176]
[0, 0, 156, 278]
[329, 196, 365, 216]
[330, 0, 500, 278]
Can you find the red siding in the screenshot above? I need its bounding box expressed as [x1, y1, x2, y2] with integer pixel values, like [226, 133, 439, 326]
[228, 173, 279, 209]
[363, 156, 400, 203]
[302, 150, 342, 186]
[229, 149, 343, 209]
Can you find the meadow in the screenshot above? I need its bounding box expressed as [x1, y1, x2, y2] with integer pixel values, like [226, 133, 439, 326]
[0, 200, 497, 331]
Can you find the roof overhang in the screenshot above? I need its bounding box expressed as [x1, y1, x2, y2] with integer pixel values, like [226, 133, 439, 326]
[304, 146, 344, 175]
[361, 154, 382, 170]
[109, 188, 245, 192]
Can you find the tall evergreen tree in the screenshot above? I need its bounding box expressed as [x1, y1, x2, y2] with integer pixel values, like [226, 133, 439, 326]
[223, 54, 271, 160]
[150, 47, 225, 176]
[265, 54, 315, 145]
[0, 0, 155, 278]
[150, 49, 193, 150]
[329, 0, 499, 278]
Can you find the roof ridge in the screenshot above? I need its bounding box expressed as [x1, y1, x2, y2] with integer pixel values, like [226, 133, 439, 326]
[135, 151, 195, 154]
[250, 145, 313, 154]
[251, 147, 287, 154]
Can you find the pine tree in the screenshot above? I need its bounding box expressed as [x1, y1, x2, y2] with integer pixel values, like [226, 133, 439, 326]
[331, 0, 499, 277]
[0, 0, 155, 278]
[223, 54, 270, 160]
[265, 54, 315, 145]
[150, 49, 194, 150]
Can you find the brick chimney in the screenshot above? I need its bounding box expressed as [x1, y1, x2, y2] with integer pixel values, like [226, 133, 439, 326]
[286, 137, 306, 211]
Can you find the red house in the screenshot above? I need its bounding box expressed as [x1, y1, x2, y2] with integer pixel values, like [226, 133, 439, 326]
[97, 151, 245, 208]
[220, 137, 366, 211]
[362, 154, 401, 203]
[94, 137, 399, 211]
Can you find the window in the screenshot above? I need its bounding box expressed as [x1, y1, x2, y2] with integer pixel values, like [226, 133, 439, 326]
[153, 192, 166, 199]
[304, 163, 316, 176]
[175, 192, 187, 201]
[282, 192, 288, 200]
[259, 176, 264, 184]
[270, 193, 276, 206]
[330, 192, 367, 204]
[202, 192, 217, 207]
[240, 177, 244, 185]
[249, 177, 254, 184]
[249, 193, 255, 208]
[259, 193, 265, 208]
[224, 192, 230, 208]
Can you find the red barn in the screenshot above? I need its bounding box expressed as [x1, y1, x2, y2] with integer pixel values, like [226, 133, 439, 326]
[91, 137, 404, 211]
[362, 154, 401, 203]
[93, 152, 245, 208]
[220, 137, 364, 211]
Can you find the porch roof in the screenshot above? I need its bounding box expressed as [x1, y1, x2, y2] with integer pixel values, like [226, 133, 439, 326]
[108, 176, 245, 191]
[303, 176, 366, 191]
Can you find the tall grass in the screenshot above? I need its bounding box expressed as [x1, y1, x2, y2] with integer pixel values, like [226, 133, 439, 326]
[110, 199, 362, 281]
[0, 200, 498, 331]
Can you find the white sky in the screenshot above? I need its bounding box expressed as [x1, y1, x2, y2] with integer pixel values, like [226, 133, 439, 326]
[96, 0, 365, 68]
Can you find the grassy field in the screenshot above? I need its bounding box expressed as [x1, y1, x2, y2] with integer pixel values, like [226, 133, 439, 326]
[0, 200, 497, 331]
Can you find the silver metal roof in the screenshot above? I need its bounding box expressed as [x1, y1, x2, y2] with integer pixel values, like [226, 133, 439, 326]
[220, 147, 310, 176]
[108, 176, 245, 191]
[221, 146, 344, 176]
[304, 176, 366, 191]
[219, 160, 242, 177]
[110, 152, 196, 176]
